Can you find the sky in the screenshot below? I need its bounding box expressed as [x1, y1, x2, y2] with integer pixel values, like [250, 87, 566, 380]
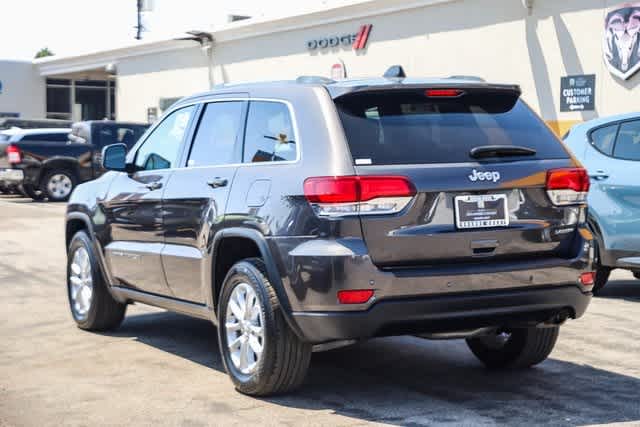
[0, 0, 363, 61]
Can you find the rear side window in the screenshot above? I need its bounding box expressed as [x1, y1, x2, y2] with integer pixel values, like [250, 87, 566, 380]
[613, 120, 640, 161]
[243, 101, 297, 163]
[335, 91, 568, 165]
[97, 125, 148, 148]
[590, 124, 618, 155]
[188, 101, 244, 167]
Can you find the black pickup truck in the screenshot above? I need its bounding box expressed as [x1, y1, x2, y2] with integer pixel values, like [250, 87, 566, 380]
[0, 121, 148, 201]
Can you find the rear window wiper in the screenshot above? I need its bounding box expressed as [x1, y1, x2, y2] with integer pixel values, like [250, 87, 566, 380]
[469, 145, 537, 159]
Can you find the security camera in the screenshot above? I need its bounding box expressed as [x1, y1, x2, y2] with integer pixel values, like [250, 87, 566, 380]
[522, 0, 534, 11]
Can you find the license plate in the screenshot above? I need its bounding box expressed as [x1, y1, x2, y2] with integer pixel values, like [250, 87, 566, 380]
[454, 194, 509, 229]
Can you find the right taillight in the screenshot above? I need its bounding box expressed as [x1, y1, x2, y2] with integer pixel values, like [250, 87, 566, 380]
[304, 175, 416, 217]
[6, 144, 21, 164]
[546, 168, 589, 206]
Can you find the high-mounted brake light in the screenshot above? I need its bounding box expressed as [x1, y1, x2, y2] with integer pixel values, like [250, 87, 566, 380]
[304, 176, 416, 217]
[6, 144, 21, 164]
[546, 168, 589, 206]
[425, 89, 464, 98]
[337, 289, 374, 304]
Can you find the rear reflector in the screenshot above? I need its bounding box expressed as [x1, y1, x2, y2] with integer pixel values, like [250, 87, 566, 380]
[580, 272, 595, 287]
[304, 176, 415, 217]
[425, 89, 464, 98]
[337, 289, 374, 304]
[6, 144, 21, 164]
[546, 168, 589, 206]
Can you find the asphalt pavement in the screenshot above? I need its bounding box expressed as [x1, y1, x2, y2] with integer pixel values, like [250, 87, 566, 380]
[1, 195, 639, 426]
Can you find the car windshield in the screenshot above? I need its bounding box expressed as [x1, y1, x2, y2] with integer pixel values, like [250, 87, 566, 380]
[335, 91, 568, 165]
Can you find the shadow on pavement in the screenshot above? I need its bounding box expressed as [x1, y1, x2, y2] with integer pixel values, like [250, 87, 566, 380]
[107, 310, 640, 425]
[596, 279, 640, 302]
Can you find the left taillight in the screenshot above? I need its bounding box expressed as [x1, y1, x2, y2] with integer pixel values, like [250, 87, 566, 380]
[6, 144, 21, 164]
[546, 168, 589, 206]
[303, 175, 416, 217]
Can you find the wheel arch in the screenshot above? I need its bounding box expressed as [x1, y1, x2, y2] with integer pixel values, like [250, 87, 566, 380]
[211, 227, 306, 340]
[587, 213, 612, 267]
[40, 158, 80, 184]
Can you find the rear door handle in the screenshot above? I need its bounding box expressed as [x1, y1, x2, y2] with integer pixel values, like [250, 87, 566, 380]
[145, 182, 163, 191]
[207, 177, 228, 188]
[590, 170, 609, 181]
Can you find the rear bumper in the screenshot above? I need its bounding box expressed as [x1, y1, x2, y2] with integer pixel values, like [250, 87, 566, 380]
[0, 168, 24, 184]
[293, 285, 591, 343]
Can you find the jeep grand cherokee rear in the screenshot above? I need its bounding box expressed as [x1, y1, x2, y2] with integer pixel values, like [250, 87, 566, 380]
[288, 80, 593, 370]
[65, 76, 594, 396]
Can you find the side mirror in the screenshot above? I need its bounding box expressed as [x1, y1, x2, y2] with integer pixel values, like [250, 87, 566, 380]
[101, 143, 128, 172]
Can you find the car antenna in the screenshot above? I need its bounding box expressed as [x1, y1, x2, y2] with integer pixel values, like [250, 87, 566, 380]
[383, 65, 406, 79]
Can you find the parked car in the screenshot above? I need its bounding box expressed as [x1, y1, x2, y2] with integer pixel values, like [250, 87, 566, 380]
[0, 118, 72, 130]
[563, 112, 640, 290]
[0, 128, 70, 197]
[65, 69, 594, 396]
[0, 121, 148, 201]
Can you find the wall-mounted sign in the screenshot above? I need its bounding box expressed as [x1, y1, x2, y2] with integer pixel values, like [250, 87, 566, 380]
[560, 74, 596, 112]
[307, 24, 372, 51]
[603, 2, 640, 80]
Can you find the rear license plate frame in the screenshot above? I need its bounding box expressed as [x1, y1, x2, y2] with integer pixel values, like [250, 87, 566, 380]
[454, 194, 509, 229]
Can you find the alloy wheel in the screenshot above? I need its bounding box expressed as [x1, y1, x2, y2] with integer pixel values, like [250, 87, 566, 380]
[47, 174, 72, 199]
[69, 246, 93, 320]
[225, 282, 265, 375]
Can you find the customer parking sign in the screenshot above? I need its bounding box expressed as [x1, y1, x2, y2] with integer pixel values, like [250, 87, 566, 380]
[560, 74, 596, 112]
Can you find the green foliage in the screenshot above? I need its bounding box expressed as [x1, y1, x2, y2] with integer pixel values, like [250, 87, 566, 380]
[34, 47, 54, 59]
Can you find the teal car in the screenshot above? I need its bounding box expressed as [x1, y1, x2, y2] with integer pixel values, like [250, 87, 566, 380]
[564, 112, 640, 291]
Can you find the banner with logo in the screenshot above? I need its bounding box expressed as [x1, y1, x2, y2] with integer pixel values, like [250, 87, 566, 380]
[603, 2, 640, 80]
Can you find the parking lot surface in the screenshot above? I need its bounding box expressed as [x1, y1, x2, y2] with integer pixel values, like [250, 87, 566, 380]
[1, 194, 639, 426]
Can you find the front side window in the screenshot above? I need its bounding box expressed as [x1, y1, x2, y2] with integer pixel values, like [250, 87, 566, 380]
[243, 101, 297, 163]
[135, 105, 195, 171]
[613, 120, 640, 161]
[590, 124, 618, 156]
[188, 101, 244, 167]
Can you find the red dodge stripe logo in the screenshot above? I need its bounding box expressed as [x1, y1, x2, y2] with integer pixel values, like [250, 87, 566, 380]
[352, 24, 373, 50]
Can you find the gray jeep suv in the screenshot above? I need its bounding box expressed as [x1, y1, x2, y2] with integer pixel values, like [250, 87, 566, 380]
[65, 69, 594, 396]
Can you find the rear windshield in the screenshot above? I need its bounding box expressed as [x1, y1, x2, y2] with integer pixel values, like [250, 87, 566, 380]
[335, 90, 568, 165]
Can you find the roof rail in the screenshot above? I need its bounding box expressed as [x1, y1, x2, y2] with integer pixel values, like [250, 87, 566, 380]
[296, 76, 335, 85]
[447, 75, 486, 82]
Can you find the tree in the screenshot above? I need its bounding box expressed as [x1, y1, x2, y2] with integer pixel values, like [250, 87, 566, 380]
[34, 47, 54, 59]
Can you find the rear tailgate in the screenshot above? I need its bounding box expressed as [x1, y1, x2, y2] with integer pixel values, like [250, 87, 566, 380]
[334, 86, 584, 268]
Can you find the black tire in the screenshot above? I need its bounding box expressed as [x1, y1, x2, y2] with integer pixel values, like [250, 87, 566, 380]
[593, 266, 611, 293]
[633, 271, 640, 280]
[218, 258, 311, 396]
[22, 183, 45, 201]
[67, 231, 126, 331]
[466, 326, 559, 369]
[42, 169, 76, 202]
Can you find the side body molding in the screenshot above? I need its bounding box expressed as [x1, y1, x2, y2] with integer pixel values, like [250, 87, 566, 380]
[212, 227, 306, 340]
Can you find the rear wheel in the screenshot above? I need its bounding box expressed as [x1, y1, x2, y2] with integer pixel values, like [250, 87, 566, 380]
[466, 326, 559, 369]
[218, 258, 311, 396]
[593, 266, 611, 293]
[42, 169, 76, 202]
[633, 271, 640, 280]
[67, 231, 126, 331]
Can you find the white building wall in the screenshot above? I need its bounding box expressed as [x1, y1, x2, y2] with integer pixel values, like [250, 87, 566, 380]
[0, 60, 46, 118]
[114, 0, 638, 135]
[116, 48, 209, 122]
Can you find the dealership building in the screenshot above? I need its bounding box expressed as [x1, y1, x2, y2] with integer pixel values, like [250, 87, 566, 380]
[1, 0, 638, 136]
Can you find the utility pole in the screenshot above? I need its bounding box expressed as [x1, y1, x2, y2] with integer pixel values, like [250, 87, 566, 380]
[135, 0, 143, 40]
